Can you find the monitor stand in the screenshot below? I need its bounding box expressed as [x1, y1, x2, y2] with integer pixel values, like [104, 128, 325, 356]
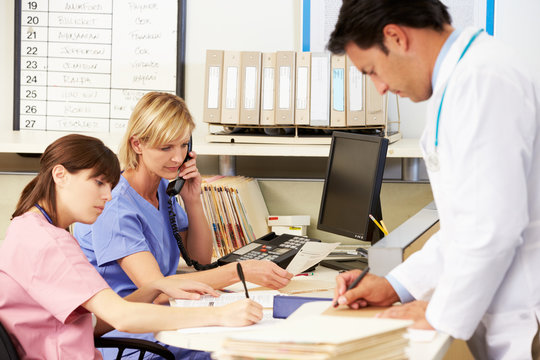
[320, 258, 368, 271]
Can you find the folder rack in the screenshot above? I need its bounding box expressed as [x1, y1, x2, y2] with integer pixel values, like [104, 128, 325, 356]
[203, 50, 401, 145]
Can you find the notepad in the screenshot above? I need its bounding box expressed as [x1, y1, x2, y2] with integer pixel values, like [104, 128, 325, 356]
[171, 290, 279, 308]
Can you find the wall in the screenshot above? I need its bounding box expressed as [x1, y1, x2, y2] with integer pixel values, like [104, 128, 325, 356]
[2, 1, 540, 139]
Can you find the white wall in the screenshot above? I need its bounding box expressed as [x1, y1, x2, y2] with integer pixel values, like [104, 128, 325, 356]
[495, 0, 540, 79]
[0, 0, 538, 140]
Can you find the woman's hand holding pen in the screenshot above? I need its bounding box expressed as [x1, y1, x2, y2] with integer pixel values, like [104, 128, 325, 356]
[241, 260, 293, 290]
[217, 299, 263, 327]
[333, 270, 399, 309]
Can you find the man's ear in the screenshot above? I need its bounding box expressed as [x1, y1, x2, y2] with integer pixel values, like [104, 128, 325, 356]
[130, 137, 143, 154]
[51, 164, 68, 186]
[382, 24, 409, 52]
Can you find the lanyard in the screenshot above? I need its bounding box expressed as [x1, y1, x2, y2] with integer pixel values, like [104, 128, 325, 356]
[434, 29, 483, 150]
[34, 203, 53, 224]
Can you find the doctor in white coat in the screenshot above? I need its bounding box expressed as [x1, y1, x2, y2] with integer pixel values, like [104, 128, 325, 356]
[328, 0, 540, 359]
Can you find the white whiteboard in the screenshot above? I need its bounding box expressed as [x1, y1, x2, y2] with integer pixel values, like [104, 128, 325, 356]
[15, 0, 185, 133]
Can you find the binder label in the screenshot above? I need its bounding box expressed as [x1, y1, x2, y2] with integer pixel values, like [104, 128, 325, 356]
[349, 66, 363, 111]
[332, 68, 345, 112]
[207, 66, 220, 109]
[225, 66, 238, 109]
[311, 56, 329, 122]
[296, 66, 308, 110]
[262, 67, 274, 110]
[243, 66, 257, 109]
[278, 66, 291, 109]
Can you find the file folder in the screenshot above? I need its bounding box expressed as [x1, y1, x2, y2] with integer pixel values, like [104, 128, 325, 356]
[346, 55, 366, 126]
[295, 52, 311, 125]
[239, 51, 262, 125]
[366, 78, 385, 125]
[203, 50, 224, 124]
[272, 295, 332, 319]
[260, 52, 276, 126]
[310, 52, 330, 127]
[330, 54, 346, 127]
[275, 51, 296, 125]
[221, 51, 242, 125]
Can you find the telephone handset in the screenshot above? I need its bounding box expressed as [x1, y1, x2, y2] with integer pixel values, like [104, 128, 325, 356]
[165, 137, 219, 271]
[166, 136, 192, 197]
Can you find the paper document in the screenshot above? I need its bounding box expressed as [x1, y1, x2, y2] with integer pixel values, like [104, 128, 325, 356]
[286, 242, 339, 275]
[407, 328, 437, 342]
[172, 290, 279, 308]
[177, 309, 282, 334]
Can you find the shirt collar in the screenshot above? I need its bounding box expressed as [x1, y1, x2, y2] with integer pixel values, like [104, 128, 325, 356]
[431, 28, 462, 89]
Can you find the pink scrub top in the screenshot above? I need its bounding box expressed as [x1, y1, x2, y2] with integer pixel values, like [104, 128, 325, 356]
[0, 212, 109, 359]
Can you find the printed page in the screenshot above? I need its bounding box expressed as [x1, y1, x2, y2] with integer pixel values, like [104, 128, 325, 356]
[177, 310, 282, 334]
[286, 241, 339, 275]
[172, 290, 279, 308]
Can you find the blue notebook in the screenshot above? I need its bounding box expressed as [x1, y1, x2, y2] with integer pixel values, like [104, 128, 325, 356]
[272, 295, 332, 319]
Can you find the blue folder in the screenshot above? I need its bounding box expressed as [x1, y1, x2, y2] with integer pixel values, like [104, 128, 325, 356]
[272, 295, 332, 319]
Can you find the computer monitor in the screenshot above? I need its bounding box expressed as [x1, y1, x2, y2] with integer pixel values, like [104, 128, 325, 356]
[317, 132, 388, 245]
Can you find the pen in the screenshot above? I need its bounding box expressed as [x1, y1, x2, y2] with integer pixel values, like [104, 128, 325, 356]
[369, 214, 388, 236]
[295, 272, 315, 276]
[333, 266, 370, 307]
[236, 262, 249, 299]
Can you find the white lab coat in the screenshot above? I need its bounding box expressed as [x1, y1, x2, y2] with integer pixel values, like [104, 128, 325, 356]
[389, 27, 540, 359]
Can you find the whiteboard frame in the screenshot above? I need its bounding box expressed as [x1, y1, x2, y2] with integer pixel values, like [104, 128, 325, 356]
[13, 0, 187, 131]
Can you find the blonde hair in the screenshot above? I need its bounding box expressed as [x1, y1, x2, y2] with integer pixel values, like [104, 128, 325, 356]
[119, 92, 195, 170]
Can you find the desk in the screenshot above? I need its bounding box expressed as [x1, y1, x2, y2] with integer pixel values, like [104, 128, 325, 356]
[155, 266, 451, 359]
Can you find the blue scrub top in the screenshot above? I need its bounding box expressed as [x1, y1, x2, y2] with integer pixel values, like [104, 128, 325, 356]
[74, 175, 188, 298]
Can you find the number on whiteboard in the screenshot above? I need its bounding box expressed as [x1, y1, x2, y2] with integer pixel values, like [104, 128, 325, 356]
[26, 16, 39, 25]
[24, 119, 36, 128]
[25, 90, 37, 98]
[25, 105, 37, 114]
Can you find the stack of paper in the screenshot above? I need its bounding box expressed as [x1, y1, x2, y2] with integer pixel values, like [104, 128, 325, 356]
[216, 314, 411, 360]
[200, 176, 269, 258]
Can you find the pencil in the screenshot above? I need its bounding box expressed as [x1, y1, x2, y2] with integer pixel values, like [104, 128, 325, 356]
[369, 214, 388, 236]
[380, 219, 389, 234]
[333, 266, 370, 307]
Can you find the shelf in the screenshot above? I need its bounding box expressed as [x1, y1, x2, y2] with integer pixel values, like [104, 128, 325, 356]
[0, 130, 422, 158]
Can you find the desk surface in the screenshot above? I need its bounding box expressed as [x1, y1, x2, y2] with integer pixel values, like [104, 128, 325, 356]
[155, 266, 451, 359]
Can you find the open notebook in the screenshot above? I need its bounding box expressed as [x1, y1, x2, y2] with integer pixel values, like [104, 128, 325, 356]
[216, 314, 412, 360]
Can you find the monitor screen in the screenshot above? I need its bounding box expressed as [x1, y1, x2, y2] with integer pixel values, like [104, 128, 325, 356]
[317, 132, 388, 243]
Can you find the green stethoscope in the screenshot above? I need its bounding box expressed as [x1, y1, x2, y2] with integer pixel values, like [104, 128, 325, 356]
[426, 29, 483, 172]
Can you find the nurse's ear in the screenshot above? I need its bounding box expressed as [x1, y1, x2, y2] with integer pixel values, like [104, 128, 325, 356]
[51, 164, 69, 188]
[130, 136, 143, 155]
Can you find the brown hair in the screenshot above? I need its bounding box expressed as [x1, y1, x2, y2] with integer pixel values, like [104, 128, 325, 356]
[12, 134, 121, 226]
[118, 92, 195, 170]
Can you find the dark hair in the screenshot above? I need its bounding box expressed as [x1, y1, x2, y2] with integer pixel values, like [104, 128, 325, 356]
[12, 134, 121, 226]
[328, 0, 451, 55]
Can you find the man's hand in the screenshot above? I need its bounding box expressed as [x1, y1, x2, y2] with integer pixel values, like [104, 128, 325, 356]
[377, 300, 434, 330]
[333, 270, 399, 308]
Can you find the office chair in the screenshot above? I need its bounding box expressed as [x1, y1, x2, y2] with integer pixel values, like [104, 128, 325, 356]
[95, 337, 175, 360]
[0, 321, 18, 360]
[0, 319, 174, 360]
